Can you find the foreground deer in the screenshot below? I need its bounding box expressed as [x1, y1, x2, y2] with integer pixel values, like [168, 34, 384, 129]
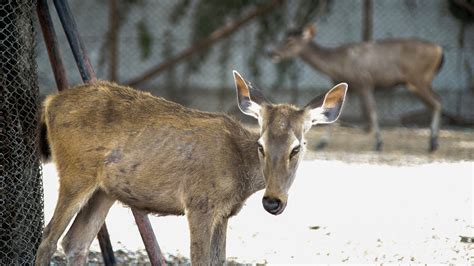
[270, 25, 444, 152]
[35, 71, 347, 265]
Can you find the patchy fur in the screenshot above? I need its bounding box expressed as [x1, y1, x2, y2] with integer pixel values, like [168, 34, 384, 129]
[35, 77, 346, 265]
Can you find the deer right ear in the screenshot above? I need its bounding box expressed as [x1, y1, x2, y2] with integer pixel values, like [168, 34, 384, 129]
[305, 83, 348, 125]
[233, 70, 262, 120]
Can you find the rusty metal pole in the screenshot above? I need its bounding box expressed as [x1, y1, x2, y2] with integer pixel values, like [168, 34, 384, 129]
[132, 209, 167, 265]
[52, 0, 96, 82]
[41, 0, 164, 264]
[38, 0, 115, 264]
[37, 0, 68, 91]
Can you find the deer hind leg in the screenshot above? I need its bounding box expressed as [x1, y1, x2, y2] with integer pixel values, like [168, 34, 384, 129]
[35, 181, 97, 266]
[314, 125, 332, 150]
[358, 92, 372, 132]
[210, 217, 228, 265]
[360, 88, 382, 151]
[407, 83, 442, 152]
[61, 189, 115, 264]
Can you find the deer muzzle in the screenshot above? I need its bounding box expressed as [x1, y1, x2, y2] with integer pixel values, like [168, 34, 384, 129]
[262, 196, 287, 215]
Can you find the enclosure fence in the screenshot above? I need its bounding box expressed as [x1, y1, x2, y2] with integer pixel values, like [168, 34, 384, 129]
[0, 0, 43, 264]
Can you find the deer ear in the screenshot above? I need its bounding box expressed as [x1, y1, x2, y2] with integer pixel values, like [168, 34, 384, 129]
[305, 83, 348, 125]
[303, 24, 317, 40]
[233, 70, 263, 120]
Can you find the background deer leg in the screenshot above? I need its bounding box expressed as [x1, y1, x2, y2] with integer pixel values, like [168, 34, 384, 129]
[407, 83, 442, 152]
[187, 209, 214, 265]
[35, 183, 97, 266]
[210, 217, 228, 265]
[360, 88, 382, 151]
[358, 92, 372, 132]
[61, 189, 115, 265]
[315, 125, 332, 149]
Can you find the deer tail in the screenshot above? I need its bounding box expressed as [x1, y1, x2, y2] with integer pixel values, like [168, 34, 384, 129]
[38, 108, 51, 162]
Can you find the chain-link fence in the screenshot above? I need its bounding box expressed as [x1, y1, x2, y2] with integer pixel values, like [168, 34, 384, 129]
[0, 0, 43, 264]
[36, 0, 473, 128]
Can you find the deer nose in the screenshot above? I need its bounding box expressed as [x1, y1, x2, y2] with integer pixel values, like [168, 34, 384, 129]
[262, 196, 282, 215]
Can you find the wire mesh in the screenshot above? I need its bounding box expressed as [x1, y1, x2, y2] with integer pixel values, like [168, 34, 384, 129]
[0, 0, 43, 264]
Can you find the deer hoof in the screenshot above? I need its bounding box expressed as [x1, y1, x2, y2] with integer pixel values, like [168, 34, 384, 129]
[429, 138, 439, 152]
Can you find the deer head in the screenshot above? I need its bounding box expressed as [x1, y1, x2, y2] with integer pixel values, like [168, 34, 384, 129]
[269, 24, 317, 63]
[233, 70, 347, 215]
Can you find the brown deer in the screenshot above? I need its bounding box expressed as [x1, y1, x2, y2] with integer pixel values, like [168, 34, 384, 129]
[35, 71, 347, 265]
[269, 24, 444, 152]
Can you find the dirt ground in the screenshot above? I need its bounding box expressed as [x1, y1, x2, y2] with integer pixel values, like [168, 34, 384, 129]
[303, 125, 474, 164]
[46, 125, 473, 265]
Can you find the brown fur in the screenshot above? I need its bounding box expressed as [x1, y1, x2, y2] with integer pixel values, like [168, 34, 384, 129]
[35, 77, 347, 265]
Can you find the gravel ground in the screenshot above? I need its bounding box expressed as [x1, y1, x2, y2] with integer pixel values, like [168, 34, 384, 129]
[304, 125, 474, 164]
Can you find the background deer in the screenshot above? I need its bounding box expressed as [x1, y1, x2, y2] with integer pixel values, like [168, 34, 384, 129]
[35, 71, 347, 265]
[270, 25, 444, 152]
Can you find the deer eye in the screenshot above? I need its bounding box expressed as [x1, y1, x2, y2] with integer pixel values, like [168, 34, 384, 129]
[290, 145, 300, 159]
[257, 143, 265, 156]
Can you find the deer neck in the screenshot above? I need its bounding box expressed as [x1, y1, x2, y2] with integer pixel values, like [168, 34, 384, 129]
[237, 127, 266, 197]
[300, 42, 340, 79]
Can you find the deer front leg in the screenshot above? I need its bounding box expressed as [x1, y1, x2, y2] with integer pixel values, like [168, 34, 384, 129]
[360, 88, 382, 151]
[187, 209, 214, 265]
[211, 218, 228, 265]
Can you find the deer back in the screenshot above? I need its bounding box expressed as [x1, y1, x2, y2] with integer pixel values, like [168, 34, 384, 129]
[43, 81, 258, 215]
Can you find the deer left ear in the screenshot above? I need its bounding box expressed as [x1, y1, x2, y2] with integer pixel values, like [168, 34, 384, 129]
[233, 70, 268, 120]
[305, 83, 348, 125]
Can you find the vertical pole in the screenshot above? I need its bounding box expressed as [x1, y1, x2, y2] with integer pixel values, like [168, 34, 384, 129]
[107, 0, 119, 81]
[95, 224, 116, 266]
[132, 209, 166, 265]
[49, 1, 163, 264]
[37, 0, 68, 91]
[53, 0, 96, 82]
[46, 1, 115, 265]
[362, 0, 373, 41]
